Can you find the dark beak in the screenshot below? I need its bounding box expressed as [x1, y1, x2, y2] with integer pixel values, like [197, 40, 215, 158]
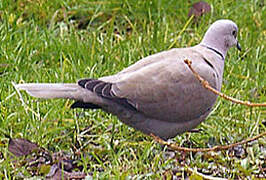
[236, 41, 241, 51]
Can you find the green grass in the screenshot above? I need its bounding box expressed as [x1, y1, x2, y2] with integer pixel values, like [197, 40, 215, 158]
[0, 0, 265, 179]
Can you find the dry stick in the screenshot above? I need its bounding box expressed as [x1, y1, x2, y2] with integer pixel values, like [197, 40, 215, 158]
[184, 59, 266, 107]
[151, 60, 266, 152]
[151, 132, 266, 152]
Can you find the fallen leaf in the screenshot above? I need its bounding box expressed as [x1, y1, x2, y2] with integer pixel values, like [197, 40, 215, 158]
[8, 138, 87, 178]
[8, 138, 39, 157]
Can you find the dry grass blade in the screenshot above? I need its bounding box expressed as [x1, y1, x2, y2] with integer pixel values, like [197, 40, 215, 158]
[187, 167, 227, 180]
[12, 82, 41, 118]
[184, 59, 266, 107]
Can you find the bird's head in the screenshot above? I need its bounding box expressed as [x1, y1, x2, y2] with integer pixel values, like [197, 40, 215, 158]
[201, 19, 241, 59]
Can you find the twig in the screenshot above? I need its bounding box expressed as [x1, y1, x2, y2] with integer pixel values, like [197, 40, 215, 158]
[151, 131, 266, 152]
[184, 59, 266, 107]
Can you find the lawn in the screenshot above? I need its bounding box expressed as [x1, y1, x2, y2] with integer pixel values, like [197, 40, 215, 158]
[0, 0, 265, 179]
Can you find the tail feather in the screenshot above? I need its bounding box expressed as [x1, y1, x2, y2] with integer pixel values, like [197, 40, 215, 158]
[15, 83, 80, 99]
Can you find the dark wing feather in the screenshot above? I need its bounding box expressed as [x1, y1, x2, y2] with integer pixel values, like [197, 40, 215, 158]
[72, 78, 137, 111]
[71, 101, 101, 109]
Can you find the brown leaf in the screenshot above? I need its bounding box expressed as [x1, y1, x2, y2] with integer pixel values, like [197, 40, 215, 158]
[8, 138, 39, 157]
[188, 1, 211, 19]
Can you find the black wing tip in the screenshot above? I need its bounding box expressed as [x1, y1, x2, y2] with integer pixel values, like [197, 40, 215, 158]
[78, 79, 94, 88]
[77, 78, 137, 111]
[79, 78, 113, 98]
[71, 101, 101, 109]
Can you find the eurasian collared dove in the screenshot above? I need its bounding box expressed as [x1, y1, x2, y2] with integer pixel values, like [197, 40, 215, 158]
[15, 19, 241, 140]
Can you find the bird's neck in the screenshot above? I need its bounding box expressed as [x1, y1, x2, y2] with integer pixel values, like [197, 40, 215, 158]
[200, 33, 228, 59]
[200, 44, 225, 60]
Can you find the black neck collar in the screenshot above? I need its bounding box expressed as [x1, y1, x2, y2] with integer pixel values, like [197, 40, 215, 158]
[201, 45, 224, 60]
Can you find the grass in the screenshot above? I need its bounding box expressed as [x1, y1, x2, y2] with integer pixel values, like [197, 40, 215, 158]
[0, 0, 265, 179]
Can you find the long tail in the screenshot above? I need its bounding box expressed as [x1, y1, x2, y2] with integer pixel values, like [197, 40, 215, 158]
[15, 83, 82, 100]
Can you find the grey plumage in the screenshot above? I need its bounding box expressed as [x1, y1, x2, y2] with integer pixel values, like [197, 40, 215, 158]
[15, 19, 241, 139]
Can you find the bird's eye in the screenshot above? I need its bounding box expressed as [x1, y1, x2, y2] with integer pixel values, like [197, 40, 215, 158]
[232, 30, 236, 37]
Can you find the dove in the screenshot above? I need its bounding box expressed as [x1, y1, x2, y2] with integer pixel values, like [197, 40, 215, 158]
[15, 19, 241, 140]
